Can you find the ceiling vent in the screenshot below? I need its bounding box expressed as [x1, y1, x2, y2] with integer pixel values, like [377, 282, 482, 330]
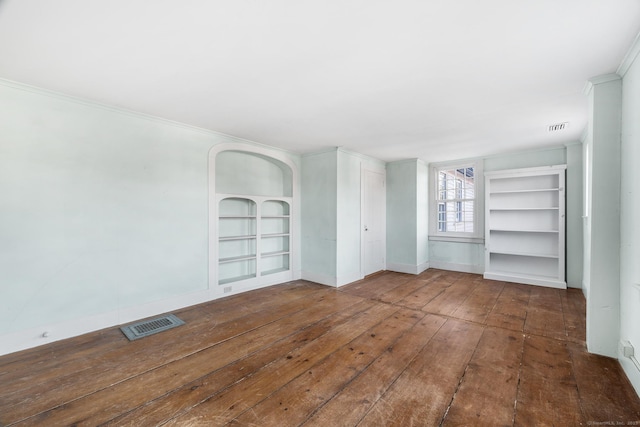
[548, 122, 568, 132]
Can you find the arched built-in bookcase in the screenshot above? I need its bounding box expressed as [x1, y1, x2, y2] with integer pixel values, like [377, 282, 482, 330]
[209, 144, 298, 296]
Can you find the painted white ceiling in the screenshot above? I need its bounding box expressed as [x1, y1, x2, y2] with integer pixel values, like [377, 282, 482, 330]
[0, 1, 639, 163]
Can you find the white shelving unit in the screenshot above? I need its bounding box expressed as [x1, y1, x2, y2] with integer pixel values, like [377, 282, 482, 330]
[260, 200, 291, 277]
[484, 165, 567, 289]
[217, 195, 292, 287]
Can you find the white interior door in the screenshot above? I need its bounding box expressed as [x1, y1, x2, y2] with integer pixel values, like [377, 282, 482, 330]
[362, 168, 386, 276]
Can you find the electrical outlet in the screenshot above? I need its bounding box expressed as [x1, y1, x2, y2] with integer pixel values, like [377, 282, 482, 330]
[223, 286, 232, 294]
[620, 340, 635, 358]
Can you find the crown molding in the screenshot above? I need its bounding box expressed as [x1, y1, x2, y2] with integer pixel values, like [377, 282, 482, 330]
[0, 77, 297, 157]
[583, 74, 622, 95]
[387, 158, 426, 166]
[617, 30, 640, 77]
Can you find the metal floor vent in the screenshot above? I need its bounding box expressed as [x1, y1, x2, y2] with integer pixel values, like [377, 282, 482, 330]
[120, 314, 185, 341]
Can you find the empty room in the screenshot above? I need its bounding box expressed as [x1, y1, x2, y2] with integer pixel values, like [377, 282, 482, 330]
[2, 1, 640, 425]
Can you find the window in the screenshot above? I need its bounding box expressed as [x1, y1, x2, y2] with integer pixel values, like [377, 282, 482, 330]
[455, 178, 463, 222]
[430, 162, 482, 240]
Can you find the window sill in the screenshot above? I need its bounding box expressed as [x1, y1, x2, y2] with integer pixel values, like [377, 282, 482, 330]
[428, 235, 485, 244]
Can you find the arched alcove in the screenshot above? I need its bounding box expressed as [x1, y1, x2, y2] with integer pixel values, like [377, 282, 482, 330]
[216, 150, 293, 197]
[209, 143, 298, 296]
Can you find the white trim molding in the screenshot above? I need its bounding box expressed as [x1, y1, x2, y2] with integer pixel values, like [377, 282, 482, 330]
[583, 73, 621, 96]
[618, 29, 640, 77]
[387, 262, 430, 275]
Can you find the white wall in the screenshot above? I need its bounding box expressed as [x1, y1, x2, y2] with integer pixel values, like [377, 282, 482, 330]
[619, 42, 640, 394]
[301, 150, 338, 286]
[386, 159, 430, 274]
[0, 80, 301, 355]
[565, 143, 584, 288]
[216, 150, 293, 197]
[336, 150, 363, 285]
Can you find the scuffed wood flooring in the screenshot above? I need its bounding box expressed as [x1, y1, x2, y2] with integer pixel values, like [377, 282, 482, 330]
[1, 269, 640, 426]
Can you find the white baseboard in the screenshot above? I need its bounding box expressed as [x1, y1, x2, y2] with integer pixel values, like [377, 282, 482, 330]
[301, 271, 337, 287]
[387, 261, 430, 275]
[0, 288, 215, 357]
[0, 270, 305, 357]
[619, 344, 640, 398]
[336, 272, 364, 287]
[429, 261, 483, 274]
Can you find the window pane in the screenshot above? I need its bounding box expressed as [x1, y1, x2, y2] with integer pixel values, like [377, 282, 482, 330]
[435, 166, 475, 234]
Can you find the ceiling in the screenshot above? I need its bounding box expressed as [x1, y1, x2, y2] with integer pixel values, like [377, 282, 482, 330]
[1, 1, 639, 163]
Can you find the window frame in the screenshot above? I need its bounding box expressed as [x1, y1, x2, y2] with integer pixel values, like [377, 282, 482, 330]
[429, 161, 484, 242]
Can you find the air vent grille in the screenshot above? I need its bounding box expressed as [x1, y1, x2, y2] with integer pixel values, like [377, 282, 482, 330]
[548, 122, 568, 132]
[120, 314, 185, 341]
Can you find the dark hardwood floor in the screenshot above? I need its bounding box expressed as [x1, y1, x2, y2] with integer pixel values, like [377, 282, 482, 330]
[1, 269, 640, 426]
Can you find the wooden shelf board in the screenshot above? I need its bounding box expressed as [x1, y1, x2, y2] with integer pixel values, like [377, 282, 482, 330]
[483, 271, 566, 289]
[490, 188, 560, 194]
[488, 250, 559, 259]
[489, 229, 559, 234]
[261, 233, 290, 238]
[218, 254, 257, 264]
[219, 235, 257, 241]
[489, 207, 559, 211]
[261, 251, 290, 258]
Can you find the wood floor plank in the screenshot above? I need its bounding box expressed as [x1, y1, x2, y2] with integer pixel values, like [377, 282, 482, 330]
[523, 287, 566, 340]
[485, 283, 531, 331]
[374, 275, 441, 305]
[0, 280, 326, 385]
[394, 278, 452, 310]
[0, 286, 348, 423]
[302, 313, 446, 427]
[560, 288, 586, 344]
[422, 278, 479, 316]
[339, 271, 414, 300]
[12, 294, 369, 426]
[162, 302, 401, 425]
[229, 308, 425, 427]
[356, 318, 484, 426]
[442, 327, 524, 426]
[2, 272, 639, 427]
[451, 280, 505, 324]
[567, 342, 640, 424]
[102, 299, 379, 427]
[514, 335, 584, 426]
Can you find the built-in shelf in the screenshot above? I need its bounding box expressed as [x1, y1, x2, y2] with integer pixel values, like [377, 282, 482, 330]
[218, 197, 292, 287]
[484, 165, 566, 289]
[261, 267, 290, 276]
[490, 188, 560, 194]
[488, 250, 559, 259]
[219, 254, 257, 263]
[262, 233, 290, 238]
[489, 207, 559, 211]
[261, 250, 290, 258]
[219, 274, 256, 286]
[489, 228, 559, 233]
[219, 235, 257, 241]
